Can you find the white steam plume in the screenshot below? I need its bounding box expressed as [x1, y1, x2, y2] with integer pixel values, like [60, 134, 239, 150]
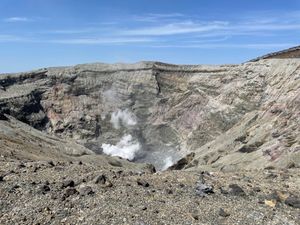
[110, 109, 137, 129]
[161, 156, 174, 171]
[102, 134, 140, 161]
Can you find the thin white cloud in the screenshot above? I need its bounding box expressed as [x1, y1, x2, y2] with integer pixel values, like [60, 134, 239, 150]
[0, 34, 29, 42]
[122, 21, 228, 36]
[44, 28, 97, 34]
[49, 37, 155, 44]
[120, 19, 300, 37]
[234, 24, 300, 32]
[147, 43, 297, 49]
[3, 17, 33, 22]
[133, 13, 184, 22]
[1, 11, 300, 48]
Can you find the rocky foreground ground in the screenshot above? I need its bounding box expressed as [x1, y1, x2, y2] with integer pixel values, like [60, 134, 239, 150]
[0, 158, 299, 225]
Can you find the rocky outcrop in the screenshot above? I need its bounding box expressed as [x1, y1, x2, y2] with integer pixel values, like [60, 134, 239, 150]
[0, 55, 299, 171]
[251, 45, 300, 61]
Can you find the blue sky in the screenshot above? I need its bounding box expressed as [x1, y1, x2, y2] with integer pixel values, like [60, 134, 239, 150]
[1, 0, 300, 72]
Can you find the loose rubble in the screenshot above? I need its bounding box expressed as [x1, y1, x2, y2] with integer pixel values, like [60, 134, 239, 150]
[0, 160, 299, 225]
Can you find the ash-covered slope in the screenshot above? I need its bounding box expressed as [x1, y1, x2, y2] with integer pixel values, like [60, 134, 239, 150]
[0, 56, 299, 171]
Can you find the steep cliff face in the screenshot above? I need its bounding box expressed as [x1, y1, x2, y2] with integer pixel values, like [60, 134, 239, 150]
[0, 58, 299, 170]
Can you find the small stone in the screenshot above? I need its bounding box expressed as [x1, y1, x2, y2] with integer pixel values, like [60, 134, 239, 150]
[192, 213, 199, 220]
[264, 166, 275, 170]
[47, 161, 55, 167]
[286, 162, 296, 169]
[50, 193, 59, 200]
[179, 183, 185, 188]
[116, 170, 123, 176]
[271, 131, 280, 138]
[195, 182, 214, 197]
[285, 196, 300, 208]
[258, 198, 265, 204]
[64, 188, 78, 198]
[105, 181, 113, 188]
[137, 179, 149, 187]
[218, 208, 230, 217]
[32, 166, 39, 172]
[0, 175, 3, 182]
[142, 206, 147, 211]
[220, 187, 228, 195]
[264, 199, 276, 208]
[94, 175, 106, 184]
[61, 180, 75, 189]
[39, 184, 50, 194]
[8, 184, 21, 193]
[166, 189, 173, 194]
[267, 190, 288, 203]
[253, 187, 261, 192]
[265, 173, 278, 179]
[228, 184, 246, 196]
[17, 163, 26, 168]
[79, 186, 94, 196]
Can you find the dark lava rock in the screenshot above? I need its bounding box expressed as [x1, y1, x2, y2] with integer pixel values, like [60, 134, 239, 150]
[285, 196, 300, 208]
[137, 179, 150, 187]
[219, 208, 230, 217]
[253, 187, 261, 192]
[0, 113, 8, 120]
[61, 180, 75, 189]
[63, 188, 78, 198]
[79, 186, 94, 196]
[166, 189, 173, 194]
[32, 166, 39, 173]
[39, 184, 50, 194]
[168, 153, 195, 170]
[271, 131, 281, 138]
[17, 163, 26, 168]
[94, 175, 106, 184]
[286, 162, 296, 169]
[192, 213, 199, 220]
[47, 161, 55, 167]
[228, 184, 246, 196]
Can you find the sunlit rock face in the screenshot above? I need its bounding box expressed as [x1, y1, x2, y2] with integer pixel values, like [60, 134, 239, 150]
[0, 57, 299, 170]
